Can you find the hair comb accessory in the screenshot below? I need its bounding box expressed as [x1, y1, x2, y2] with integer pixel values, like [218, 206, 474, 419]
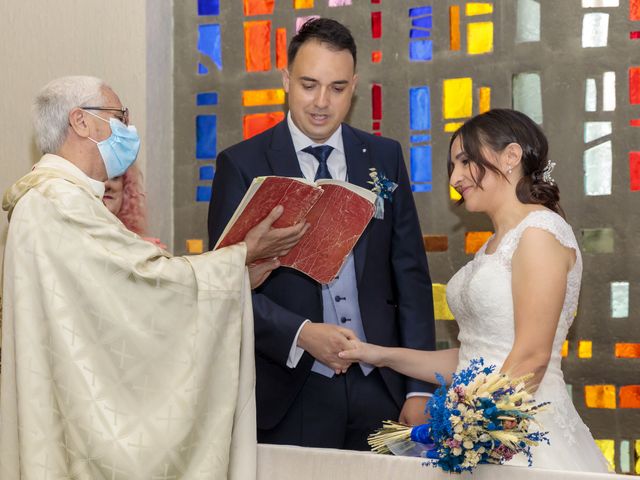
[542, 159, 556, 185]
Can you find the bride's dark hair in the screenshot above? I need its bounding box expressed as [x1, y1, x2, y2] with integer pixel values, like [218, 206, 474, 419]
[447, 108, 564, 218]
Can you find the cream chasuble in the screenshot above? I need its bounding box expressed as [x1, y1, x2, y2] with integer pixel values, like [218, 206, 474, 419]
[1, 155, 257, 479]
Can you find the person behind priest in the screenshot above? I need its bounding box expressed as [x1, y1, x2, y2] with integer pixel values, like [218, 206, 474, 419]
[339, 109, 609, 472]
[103, 165, 167, 248]
[207, 18, 436, 450]
[0, 75, 308, 480]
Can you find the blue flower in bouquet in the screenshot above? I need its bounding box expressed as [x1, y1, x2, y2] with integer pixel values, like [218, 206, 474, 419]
[368, 358, 551, 474]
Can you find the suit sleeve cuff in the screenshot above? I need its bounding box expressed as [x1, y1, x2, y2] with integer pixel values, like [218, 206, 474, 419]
[286, 319, 311, 368]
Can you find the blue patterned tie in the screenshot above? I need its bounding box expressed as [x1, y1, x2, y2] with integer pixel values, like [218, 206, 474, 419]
[303, 145, 334, 180]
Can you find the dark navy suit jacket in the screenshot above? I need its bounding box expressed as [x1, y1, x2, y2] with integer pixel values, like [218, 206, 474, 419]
[207, 120, 436, 430]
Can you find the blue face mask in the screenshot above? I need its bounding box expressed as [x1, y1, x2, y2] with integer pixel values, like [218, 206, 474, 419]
[85, 110, 141, 179]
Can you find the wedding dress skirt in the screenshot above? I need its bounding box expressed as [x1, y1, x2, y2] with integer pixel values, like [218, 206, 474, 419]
[446, 210, 609, 473]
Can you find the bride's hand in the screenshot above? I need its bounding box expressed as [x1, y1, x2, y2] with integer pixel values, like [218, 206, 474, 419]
[339, 339, 385, 367]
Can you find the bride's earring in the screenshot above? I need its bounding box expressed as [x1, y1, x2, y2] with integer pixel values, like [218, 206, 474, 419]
[507, 165, 513, 175]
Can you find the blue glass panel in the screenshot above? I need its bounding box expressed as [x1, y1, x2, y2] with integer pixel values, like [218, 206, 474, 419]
[411, 183, 433, 192]
[410, 29, 431, 38]
[197, 24, 222, 71]
[196, 115, 217, 159]
[409, 40, 433, 61]
[198, 63, 209, 74]
[198, 0, 219, 15]
[410, 145, 432, 182]
[197, 92, 218, 105]
[411, 16, 432, 29]
[409, 6, 433, 17]
[199, 165, 215, 181]
[409, 86, 430, 131]
[196, 186, 212, 202]
[410, 134, 431, 143]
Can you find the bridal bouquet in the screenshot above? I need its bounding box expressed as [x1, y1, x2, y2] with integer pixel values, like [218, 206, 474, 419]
[368, 358, 550, 473]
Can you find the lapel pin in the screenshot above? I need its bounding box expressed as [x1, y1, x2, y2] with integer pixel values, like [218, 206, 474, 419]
[362, 148, 367, 153]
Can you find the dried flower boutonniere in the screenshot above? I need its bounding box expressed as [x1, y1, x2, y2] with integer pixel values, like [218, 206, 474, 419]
[368, 168, 398, 219]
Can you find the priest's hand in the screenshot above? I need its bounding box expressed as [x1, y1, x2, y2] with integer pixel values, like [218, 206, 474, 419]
[248, 258, 280, 289]
[398, 396, 430, 426]
[244, 205, 309, 265]
[298, 323, 357, 374]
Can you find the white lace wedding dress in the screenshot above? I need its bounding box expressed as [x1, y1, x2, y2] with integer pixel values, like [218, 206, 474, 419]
[446, 210, 610, 472]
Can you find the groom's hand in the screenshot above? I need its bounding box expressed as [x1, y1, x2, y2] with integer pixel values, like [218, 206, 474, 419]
[398, 396, 430, 426]
[298, 323, 357, 374]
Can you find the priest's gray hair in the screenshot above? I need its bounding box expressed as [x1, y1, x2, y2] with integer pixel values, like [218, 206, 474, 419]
[33, 76, 107, 154]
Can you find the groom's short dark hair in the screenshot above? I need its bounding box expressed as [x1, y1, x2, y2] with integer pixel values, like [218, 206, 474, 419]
[288, 18, 357, 67]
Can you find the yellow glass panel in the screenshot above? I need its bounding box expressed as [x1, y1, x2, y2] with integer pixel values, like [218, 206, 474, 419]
[294, 0, 314, 8]
[443, 77, 472, 119]
[561, 340, 568, 358]
[466, 2, 493, 16]
[444, 122, 464, 132]
[635, 440, 640, 474]
[433, 284, 455, 320]
[479, 87, 491, 113]
[186, 239, 204, 254]
[450, 185, 462, 201]
[585, 385, 617, 409]
[578, 340, 593, 358]
[594, 440, 615, 472]
[467, 22, 494, 55]
[242, 88, 285, 107]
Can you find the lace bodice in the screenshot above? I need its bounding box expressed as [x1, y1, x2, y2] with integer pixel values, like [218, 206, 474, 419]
[448, 209, 581, 371]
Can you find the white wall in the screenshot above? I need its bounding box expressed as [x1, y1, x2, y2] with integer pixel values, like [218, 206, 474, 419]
[0, 0, 174, 272]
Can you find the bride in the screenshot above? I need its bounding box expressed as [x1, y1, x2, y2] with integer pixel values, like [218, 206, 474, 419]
[339, 109, 609, 473]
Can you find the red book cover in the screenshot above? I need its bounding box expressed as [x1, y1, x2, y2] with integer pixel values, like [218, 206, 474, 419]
[215, 176, 376, 284]
[215, 177, 323, 250]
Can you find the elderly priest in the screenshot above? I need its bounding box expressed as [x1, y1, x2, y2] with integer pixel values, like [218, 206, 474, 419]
[0, 76, 307, 480]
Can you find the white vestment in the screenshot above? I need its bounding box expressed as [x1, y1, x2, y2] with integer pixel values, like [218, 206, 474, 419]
[1, 155, 257, 479]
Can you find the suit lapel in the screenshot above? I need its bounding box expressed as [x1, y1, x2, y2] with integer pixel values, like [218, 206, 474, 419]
[266, 121, 305, 178]
[343, 124, 373, 284]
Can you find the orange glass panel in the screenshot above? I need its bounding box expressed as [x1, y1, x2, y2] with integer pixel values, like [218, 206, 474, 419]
[244, 21, 271, 72]
[584, 385, 617, 409]
[632, 0, 640, 21]
[449, 6, 461, 51]
[578, 340, 592, 358]
[242, 89, 285, 107]
[243, 112, 285, 139]
[276, 28, 288, 69]
[244, 0, 274, 16]
[186, 239, 204, 254]
[464, 231, 492, 254]
[615, 343, 640, 358]
[620, 386, 640, 408]
[372, 50, 382, 63]
[561, 340, 568, 358]
[479, 87, 491, 113]
[294, 0, 314, 8]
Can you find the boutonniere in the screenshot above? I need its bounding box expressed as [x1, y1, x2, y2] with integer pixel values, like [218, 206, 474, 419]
[368, 168, 398, 219]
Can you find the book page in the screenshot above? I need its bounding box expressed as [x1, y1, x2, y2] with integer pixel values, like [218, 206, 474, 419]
[316, 179, 377, 203]
[279, 182, 376, 283]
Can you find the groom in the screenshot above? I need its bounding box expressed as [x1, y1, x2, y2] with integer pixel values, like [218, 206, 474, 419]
[208, 18, 436, 450]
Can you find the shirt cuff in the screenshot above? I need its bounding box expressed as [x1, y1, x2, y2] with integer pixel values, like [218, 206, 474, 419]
[406, 392, 433, 399]
[286, 319, 311, 368]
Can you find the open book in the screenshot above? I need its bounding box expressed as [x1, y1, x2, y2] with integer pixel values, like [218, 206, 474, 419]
[215, 176, 377, 284]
